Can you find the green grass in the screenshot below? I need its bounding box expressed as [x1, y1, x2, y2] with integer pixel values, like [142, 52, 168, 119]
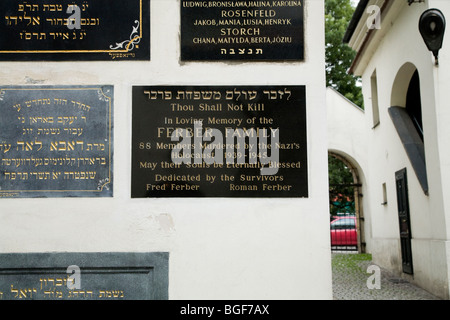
[332, 253, 372, 273]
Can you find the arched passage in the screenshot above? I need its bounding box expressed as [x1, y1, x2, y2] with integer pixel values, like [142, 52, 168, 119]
[391, 62, 418, 108]
[389, 62, 428, 195]
[328, 151, 365, 253]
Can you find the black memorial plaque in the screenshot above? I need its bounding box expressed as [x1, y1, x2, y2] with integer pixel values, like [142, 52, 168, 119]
[0, 252, 169, 300]
[180, 0, 304, 61]
[0, 85, 113, 198]
[132, 85, 308, 198]
[0, 0, 150, 60]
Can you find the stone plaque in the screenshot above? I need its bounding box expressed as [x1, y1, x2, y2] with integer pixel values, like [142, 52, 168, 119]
[180, 0, 304, 61]
[0, 86, 113, 198]
[132, 85, 307, 198]
[0, 0, 150, 60]
[0, 252, 169, 300]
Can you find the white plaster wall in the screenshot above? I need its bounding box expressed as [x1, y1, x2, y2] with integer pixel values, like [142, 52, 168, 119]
[429, 0, 450, 241]
[0, 0, 332, 299]
[428, 0, 450, 298]
[326, 87, 367, 171]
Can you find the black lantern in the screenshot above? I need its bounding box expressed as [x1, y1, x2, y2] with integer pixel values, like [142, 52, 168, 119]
[419, 9, 446, 65]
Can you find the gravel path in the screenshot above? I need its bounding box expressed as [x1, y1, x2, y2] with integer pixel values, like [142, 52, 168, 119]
[332, 253, 441, 300]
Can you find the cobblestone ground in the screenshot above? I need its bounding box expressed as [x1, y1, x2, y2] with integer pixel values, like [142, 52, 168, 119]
[332, 253, 441, 300]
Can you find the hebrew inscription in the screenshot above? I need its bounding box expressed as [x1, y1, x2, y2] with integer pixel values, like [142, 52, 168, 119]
[0, 86, 113, 198]
[0, 252, 169, 300]
[0, 0, 150, 60]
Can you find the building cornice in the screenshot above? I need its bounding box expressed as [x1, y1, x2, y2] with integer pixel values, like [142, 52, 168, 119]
[343, 0, 370, 43]
[344, 0, 406, 76]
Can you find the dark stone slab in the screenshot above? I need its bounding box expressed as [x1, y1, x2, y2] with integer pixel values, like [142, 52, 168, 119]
[0, 252, 169, 300]
[0, 0, 150, 60]
[180, 0, 304, 61]
[389, 106, 428, 195]
[0, 85, 113, 198]
[132, 85, 308, 198]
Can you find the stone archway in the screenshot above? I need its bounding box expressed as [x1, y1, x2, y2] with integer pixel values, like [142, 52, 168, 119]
[329, 151, 365, 253]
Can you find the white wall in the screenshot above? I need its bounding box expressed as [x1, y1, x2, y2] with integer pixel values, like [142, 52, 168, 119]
[326, 87, 367, 172]
[0, 0, 332, 299]
[429, 0, 450, 242]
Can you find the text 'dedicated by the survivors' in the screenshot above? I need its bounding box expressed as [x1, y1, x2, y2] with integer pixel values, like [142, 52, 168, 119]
[0, 86, 113, 198]
[132, 85, 308, 198]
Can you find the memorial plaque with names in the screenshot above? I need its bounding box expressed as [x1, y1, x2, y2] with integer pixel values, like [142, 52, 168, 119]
[132, 85, 308, 198]
[0, 85, 113, 198]
[181, 0, 304, 61]
[0, 252, 169, 300]
[0, 0, 150, 60]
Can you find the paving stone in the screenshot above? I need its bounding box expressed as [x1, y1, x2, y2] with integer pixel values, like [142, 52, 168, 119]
[332, 253, 440, 300]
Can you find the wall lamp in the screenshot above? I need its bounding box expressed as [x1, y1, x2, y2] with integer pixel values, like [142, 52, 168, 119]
[419, 9, 446, 66]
